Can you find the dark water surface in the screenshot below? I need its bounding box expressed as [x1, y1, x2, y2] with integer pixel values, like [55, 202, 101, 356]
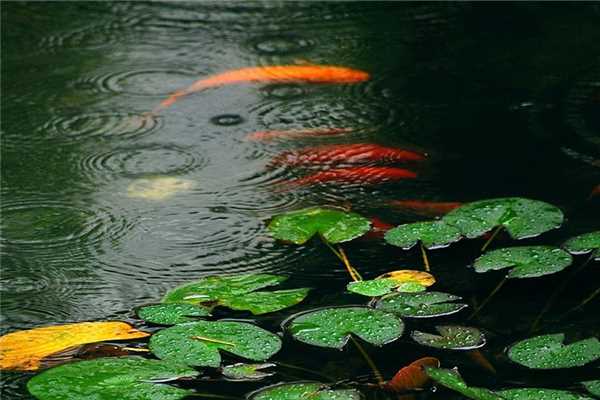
[1, 2, 599, 399]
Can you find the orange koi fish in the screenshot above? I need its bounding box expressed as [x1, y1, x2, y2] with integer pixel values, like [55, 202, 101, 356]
[279, 166, 417, 188]
[153, 65, 370, 113]
[389, 200, 462, 217]
[589, 184, 600, 200]
[363, 217, 395, 240]
[271, 143, 426, 167]
[245, 127, 353, 142]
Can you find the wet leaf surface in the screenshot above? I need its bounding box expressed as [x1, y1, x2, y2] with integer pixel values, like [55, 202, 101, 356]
[162, 274, 309, 315]
[384, 221, 462, 250]
[507, 334, 600, 369]
[375, 291, 467, 318]
[27, 356, 198, 400]
[248, 382, 361, 400]
[563, 231, 600, 260]
[137, 303, 210, 325]
[412, 325, 485, 350]
[582, 380, 600, 397]
[149, 320, 281, 368]
[497, 388, 594, 400]
[268, 207, 371, 244]
[442, 198, 564, 239]
[287, 306, 404, 349]
[347, 270, 434, 297]
[221, 362, 275, 381]
[473, 246, 573, 279]
[425, 367, 501, 400]
[0, 322, 149, 371]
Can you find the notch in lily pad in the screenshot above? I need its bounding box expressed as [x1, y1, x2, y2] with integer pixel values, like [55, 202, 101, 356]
[385, 221, 462, 271]
[412, 325, 485, 350]
[442, 198, 564, 249]
[286, 306, 404, 350]
[221, 362, 275, 381]
[376, 291, 467, 318]
[149, 320, 282, 368]
[27, 356, 199, 400]
[347, 270, 434, 297]
[507, 333, 600, 369]
[162, 273, 309, 315]
[563, 231, 600, 260]
[248, 382, 361, 400]
[268, 207, 371, 282]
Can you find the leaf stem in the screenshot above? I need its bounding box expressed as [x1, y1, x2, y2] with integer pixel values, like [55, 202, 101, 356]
[570, 286, 600, 313]
[318, 234, 362, 281]
[350, 336, 384, 386]
[481, 226, 502, 252]
[191, 336, 235, 346]
[468, 276, 507, 320]
[419, 242, 431, 272]
[276, 361, 336, 382]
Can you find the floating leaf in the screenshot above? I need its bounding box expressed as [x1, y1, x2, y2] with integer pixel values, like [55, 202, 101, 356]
[384, 221, 462, 250]
[149, 320, 281, 368]
[27, 356, 198, 400]
[376, 291, 467, 318]
[137, 304, 210, 325]
[0, 322, 149, 371]
[582, 380, 600, 397]
[378, 270, 436, 287]
[347, 269, 434, 297]
[507, 334, 600, 369]
[249, 382, 361, 400]
[442, 197, 563, 240]
[563, 231, 600, 260]
[163, 274, 309, 315]
[498, 388, 594, 400]
[287, 306, 404, 349]
[221, 362, 275, 381]
[384, 357, 440, 392]
[268, 207, 371, 244]
[412, 325, 485, 350]
[347, 279, 401, 297]
[474, 246, 572, 279]
[425, 367, 502, 400]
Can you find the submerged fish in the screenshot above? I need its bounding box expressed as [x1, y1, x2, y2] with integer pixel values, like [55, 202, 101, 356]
[363, 217, 395, 240]
[271, 143, 426, 167]
[153, 65, 370, 113]
[279, 166, 417, 188]
[245, 127, 353, 142]
[127, 177, 194, 200]
[388, 200, 462, 217]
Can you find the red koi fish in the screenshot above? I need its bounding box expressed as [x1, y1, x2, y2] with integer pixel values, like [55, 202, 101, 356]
[389, 200, 462, 217]
[279, 166, 417, 188]
[153, 65, 370, 113]
[245, 127, 353, 142]
[271, 144, 426, 167]
[589, 184, 600, 200]
[363, 217, 395, 240]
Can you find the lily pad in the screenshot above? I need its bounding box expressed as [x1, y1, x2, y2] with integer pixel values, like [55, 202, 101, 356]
[375, 291, 467, 318]
[268, 207, 371, 244]
[149, 320, 282, 368]
[498, 388, 594, 400]
[425, 367, 502, 400]
[286, 306, 404, 349]
[137, 304, 210, 325]
[347, 271, 430, 297]
[442, 197, 563, 239]
[473, 246, 572, 279]
[162, 274, 309, 315]
[385, 221, 462, 250]
[27, 356, 198, 400]
[412, 325, 485, 350]
[507, 334, 600, 369]
[248, 382, 361, 400]
[563, 231, 600, 260]
[221, 363, 275, 381]
[582, 380, 600, 397]
[347, 278, 401, 297]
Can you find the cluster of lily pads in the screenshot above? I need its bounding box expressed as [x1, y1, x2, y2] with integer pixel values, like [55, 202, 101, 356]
[1, 197, 599, 399]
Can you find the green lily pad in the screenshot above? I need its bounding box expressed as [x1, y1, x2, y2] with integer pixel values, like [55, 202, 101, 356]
[425, 367, 502, 400]
[412, 325, 485, 350]
[564, 231, 600, 260]
[375, 291, 467, 318]
[507, 334, 600, 369]
[582, 380, 600, 397]
[268, 207, 371, 244]
[162, 274, 310, 315]
[498, 388, 594, 400]
[149, 320, 282, 368]
[27, 356, 198, 400]
[473, 246, 572, 279]
[137, 304, 210, 325]
[248, 382, 361, 400]
[221, 363, 275, 381]
[442, 197, 563, 239]
[286, 306, 404, 349]
[347, 279, 427, 297]
[384, 221, 462, 250]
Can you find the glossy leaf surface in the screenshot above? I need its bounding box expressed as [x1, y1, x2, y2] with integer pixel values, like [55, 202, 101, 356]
[563, 231, 600, 260]
[497, 388, 593, 400]
[412, 325, 485, 350]
[425, 367, 501, 400]
[137, 304, 210, 325]
[221, 363, 275, 381]
[384, 221, 462, 250]
[249, 382, 361, 400]
[507, 334, 600, 369]
[474, 246, 572, 279]
[376, 291, 467, 318]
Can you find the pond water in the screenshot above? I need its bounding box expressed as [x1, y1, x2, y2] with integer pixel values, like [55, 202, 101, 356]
[1, 2, 599, 399]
